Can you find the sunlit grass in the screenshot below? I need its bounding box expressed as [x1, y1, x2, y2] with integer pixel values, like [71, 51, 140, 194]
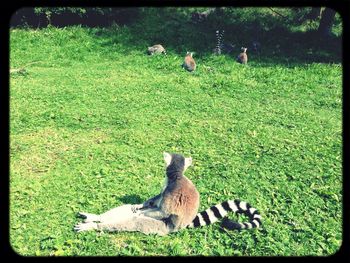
[10, 26, 342, 256]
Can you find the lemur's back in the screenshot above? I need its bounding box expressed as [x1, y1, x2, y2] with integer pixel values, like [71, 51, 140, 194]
[148, 44, 166, 55]
[237, 48, 248, 64]
[183, 53, 196, 72]
[161, 175, 200, 229]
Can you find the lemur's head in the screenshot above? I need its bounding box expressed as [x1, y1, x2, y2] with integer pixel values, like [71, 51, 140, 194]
[163, 152, 192, 177]
[241, 47, 247, 53]
[147, 47, 154, 55]
[186, 51, 194, 57]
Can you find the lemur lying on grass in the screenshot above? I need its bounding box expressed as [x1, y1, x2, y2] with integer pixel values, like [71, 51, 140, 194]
[74, 152, 262, 236]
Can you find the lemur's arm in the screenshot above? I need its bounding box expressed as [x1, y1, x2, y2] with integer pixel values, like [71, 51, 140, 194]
[141, 207, 169, 220]
[142, 193, 162, 209]
[141, 193, 172, 220]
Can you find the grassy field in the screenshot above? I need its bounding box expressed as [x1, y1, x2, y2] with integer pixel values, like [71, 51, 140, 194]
[9, 25, 342, 256]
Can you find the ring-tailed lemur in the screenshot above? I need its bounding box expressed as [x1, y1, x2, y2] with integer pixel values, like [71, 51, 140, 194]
[237, 47, 248, 64]
[182, 52, 196, 72]
[251, 41, 261, 54]
[147, 44, 166, 55]
[213, 30, 224, 55]
[74, 153, 262, 235]
[213, 30, 236, 55]
[139, 152, 200, 231]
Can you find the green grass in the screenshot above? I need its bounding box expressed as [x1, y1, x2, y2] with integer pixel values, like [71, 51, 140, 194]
[10, 26, 342, 256]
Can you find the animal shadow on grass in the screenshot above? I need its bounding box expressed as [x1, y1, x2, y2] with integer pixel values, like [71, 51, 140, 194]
[116, 194, 144, 204]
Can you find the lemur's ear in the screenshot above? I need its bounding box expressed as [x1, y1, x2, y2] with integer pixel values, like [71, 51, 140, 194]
[163, 152, 172, 166]
[184, 157, 193, 170]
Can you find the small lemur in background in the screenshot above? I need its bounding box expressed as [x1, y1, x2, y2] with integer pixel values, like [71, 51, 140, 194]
[75, 152, 262, 235]
[147, 44, 166, 55]
[213, 30, 235, 55]
[237, 47, 248, 64]
[251, 41, 261, 54]
[213, 30, 224, 55]
[182, 52, 196, 72]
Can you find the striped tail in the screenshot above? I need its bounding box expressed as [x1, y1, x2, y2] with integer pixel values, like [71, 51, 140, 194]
[214, 30, 225, 55]
[186, 199, 262, 230]
[215, 30, 220, 53]
[219, 30, 225, 49]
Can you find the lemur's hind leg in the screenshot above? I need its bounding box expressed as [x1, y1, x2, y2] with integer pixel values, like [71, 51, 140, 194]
[74, 216, 171, 236]
[77, 204, 143, 224]
[98, 204, 143, 222]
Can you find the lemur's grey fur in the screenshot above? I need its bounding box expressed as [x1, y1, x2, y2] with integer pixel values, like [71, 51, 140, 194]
[147, 44, 166, 55]
[182, 52, 196, 72]
[75, 204, 170, 236]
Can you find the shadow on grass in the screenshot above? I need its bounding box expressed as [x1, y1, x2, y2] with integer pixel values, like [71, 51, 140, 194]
[116, 194, 144, 204]
[87, 24, 342, 66]
[12, 7, 342, 65]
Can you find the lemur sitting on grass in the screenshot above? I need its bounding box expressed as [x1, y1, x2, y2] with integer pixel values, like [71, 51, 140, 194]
[182, 52, 196, 72]
[237, 47, 248, 64]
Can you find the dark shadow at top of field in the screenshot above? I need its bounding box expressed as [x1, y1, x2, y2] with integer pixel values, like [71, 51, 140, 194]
[12, 7, 342, 66]
[88, 23, 342, 67]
